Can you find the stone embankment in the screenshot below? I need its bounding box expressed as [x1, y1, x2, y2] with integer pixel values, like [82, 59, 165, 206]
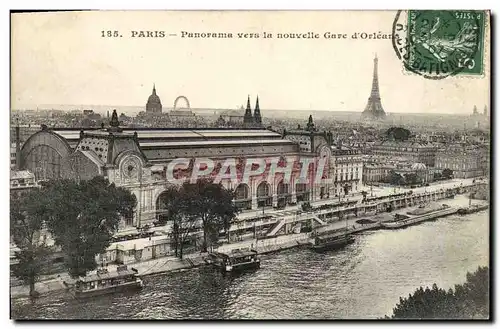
[11, 184, 487, 299]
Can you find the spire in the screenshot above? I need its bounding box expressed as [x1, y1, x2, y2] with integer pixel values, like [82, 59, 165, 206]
[306, 115, 315, 131]
[107, 109, 123, 132]
[152, 83, 157, 95]
[253, 95, 262, 125]
[473, 105, 478, 115]
[110, 109, 119, 127]
[246, 95, 251, 111]
[244, 95, 254, 125]
[362, 55, 386, 120]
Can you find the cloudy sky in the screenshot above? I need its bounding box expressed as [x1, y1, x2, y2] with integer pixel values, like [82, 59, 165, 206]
[11, 11, 490, 115]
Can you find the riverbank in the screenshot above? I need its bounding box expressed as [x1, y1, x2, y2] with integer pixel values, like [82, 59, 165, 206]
[10, 194, 488, 300]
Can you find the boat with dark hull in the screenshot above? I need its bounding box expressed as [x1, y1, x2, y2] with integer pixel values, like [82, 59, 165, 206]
[457, 204, 489, 215]
[311, 233, 355, 252]
[206, 249, 260, 273]
[381, 207, 457, 230]
[73, 266, 143, 298]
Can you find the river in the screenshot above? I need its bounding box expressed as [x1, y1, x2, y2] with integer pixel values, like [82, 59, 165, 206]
[11, 211, 489, 320]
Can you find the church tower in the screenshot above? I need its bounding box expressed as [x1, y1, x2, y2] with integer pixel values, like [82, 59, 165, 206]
[244, 95, 254, 126]
[473, 105, 479, 116]
[146, 84, 162, 113]
[362, 55, 386, 120]
[253, 96, 262, 126]
[306, 115, 316, 131]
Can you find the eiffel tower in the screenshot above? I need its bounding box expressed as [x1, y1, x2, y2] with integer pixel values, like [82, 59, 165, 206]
[362, 54, 386, 120]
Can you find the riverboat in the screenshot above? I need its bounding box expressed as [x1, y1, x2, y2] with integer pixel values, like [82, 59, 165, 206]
[73, 265, 143, 298]
[206, 249, 260, 273]
[457, 204, 489, 215]
[381, 207, 457, 230]
[310, 233, 355, 252]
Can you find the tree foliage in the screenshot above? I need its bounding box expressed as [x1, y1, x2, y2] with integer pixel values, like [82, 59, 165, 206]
[386, 127, 411, 141]
[404, 173, 421, 186]
[159, 179, 239, 254]
[383, 170, 405, 186]
[182, 179, 239, 252]
[442, 169, 454, 180]
[389, 266, 489, 319]
[158, 185, 199, 259]
[38, 177, 137, 278]
[10, 192, 53, 297]
[361, 191, 368, 203]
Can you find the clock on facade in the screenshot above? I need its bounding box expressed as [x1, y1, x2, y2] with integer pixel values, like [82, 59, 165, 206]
[122, 157, 141, 180]
[320, 145, 331, 159]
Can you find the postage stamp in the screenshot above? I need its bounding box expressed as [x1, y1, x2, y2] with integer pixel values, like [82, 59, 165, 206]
[392, 10, 486, 79]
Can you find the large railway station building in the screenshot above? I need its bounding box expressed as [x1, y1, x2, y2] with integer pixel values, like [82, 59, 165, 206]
[17, 111, 363, 230]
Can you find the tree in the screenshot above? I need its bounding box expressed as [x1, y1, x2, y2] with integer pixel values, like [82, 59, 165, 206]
[386, 171, 405, 186]
[404, 173, 421, 186]
[40, 177, 137, 278]
[442, 168, 454, 180]
[182, 179, 239, 252]
[389, 266, 489, 319]
[343, 183, 350, 196]
[386, 127, 411, 141]
[160, 185, 199, 259]
[361, 191, 368, 203]
[10, 192, 53, 297]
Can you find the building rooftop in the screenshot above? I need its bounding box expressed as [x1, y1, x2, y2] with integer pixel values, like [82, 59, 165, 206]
[10, 170, 35, 180]
[140, 139, 295, 148]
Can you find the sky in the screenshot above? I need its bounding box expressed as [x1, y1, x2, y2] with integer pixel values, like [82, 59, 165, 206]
[11, 11, 490, 115]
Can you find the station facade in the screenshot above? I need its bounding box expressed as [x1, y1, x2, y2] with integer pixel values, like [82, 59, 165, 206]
[18, 111, 344, 229]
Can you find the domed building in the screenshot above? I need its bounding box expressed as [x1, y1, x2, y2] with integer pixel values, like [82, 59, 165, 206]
[411, 162, 427, 171]
[146, 84, 162, 113]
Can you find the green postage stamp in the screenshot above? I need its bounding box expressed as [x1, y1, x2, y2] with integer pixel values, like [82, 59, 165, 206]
[392, 10, 487, 79]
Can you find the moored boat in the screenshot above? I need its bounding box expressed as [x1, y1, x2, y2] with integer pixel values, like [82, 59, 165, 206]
[381, 207, 458, 229]
[207, 249, 260, 273]
[310, 233, 355, 252]
[73, 265, 143, 298]
[457, 204, 489, 215]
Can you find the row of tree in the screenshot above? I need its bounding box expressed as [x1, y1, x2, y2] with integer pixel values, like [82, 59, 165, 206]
[11, 176, 238, 297]
[388, 266, 489, 319]
[380, 169, 454, 187]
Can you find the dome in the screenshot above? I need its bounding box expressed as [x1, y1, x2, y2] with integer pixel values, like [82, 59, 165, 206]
[146, 84, 162, 113]
[411, 162, 427, 171]
[147, 85, 162, 105]
[147, 93, 161, 104]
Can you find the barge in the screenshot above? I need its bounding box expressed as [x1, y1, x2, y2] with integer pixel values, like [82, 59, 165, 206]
[206, 248, 260, 273]
[381, 207, 458, 230]
[73, 265, 143, 298]
[457, 204, 489, 215]
[310, 232, 355, 252]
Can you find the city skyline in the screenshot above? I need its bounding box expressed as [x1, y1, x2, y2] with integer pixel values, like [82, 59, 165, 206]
[11, 11, 489, 115]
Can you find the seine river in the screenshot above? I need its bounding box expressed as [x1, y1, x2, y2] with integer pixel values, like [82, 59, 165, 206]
[12, 211, 489, 320]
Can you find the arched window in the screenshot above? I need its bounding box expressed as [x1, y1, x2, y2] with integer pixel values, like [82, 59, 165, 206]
[256, 182, 272, 208]
[234, 184, 251, 210]
[277, 181, 290, 207]
[296, 183, 310, 202]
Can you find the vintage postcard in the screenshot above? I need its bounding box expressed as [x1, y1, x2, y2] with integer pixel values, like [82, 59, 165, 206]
[10, 10, 490, 320]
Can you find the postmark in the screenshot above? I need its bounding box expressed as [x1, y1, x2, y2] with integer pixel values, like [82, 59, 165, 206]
[392, 10, 486, 80]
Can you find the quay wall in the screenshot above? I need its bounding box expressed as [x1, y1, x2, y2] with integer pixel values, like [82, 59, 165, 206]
[10, 182, 487, 299]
